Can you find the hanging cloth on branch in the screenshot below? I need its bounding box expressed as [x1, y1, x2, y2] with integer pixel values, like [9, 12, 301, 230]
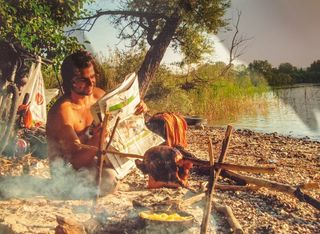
[18, 58, 47, 128]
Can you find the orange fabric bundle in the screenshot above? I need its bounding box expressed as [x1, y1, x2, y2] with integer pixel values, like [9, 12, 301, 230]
[17, 104, 32, 129]
[152, 112, 188, 147]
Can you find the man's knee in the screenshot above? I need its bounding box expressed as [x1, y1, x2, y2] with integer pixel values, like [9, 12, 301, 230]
[100, 168, 119, 195]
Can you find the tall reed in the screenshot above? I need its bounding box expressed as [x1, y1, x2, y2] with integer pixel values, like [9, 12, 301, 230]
[147, 76, 269, 124]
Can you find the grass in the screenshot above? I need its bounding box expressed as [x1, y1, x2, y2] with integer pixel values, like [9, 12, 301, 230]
[147, 75, 270, 125]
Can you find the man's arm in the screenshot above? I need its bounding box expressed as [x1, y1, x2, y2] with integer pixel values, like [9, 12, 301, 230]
[47, 105, 99, 170]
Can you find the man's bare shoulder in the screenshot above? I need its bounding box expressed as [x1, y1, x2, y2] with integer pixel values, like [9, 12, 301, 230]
[93, 87, 105, 100]
[48, 96, 73, 117]
[47, 96, 74, 134]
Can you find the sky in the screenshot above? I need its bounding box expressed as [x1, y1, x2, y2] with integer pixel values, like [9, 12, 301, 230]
[77, 0, 320, 68]
[221, 0, 320, 68]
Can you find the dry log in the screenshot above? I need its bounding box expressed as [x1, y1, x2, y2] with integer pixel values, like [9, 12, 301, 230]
[55, 216, 86, 234]
[226, 170, 320, 210]
[214, 203, 244, 234]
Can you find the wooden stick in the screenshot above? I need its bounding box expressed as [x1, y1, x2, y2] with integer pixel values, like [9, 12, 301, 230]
[201, 125, 233, 234]
[213, 203, 244, 234]
[183, 193, 206, 208]
[105, 149, 144, 160]
[74, 143, 144, 159]
[214, 162, 275, 174]
[182, 184, 258, 208]
[226, 170, 320, 210]
[74, 144, 275, 174]
[214, 125, 233, 189]
[96, 114, 110, 200]
[96, 116, 120, 199]
[200, 137, 215, 234]
[221, 170, 247, 185]
[104, 117, 121, 151]
[298, 182, 319, 190]
[215, 184, 259, 192]
[84, 147, 276, 175]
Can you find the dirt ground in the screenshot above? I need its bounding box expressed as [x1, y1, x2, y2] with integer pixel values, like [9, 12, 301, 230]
[0, 126, 319, 234]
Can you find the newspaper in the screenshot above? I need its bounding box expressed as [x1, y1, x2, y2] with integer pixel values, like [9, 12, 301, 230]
[91, 73, 164, 179]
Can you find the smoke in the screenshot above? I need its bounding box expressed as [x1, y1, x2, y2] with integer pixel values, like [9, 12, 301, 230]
[0, 158, 98, 200]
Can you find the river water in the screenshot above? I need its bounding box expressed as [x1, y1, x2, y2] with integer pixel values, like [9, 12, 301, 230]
[225, 84, 320, 141]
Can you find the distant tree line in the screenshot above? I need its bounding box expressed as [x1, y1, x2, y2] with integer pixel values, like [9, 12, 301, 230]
[248, 60, 320, 86]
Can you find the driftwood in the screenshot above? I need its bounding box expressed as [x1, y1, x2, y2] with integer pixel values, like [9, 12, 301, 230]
[201, 125, 233, 234]
[213, 203, 244, 234]
[225, 170, 320, 210]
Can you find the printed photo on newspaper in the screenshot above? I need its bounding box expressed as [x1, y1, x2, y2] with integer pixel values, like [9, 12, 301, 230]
[91, 73, 164, 179]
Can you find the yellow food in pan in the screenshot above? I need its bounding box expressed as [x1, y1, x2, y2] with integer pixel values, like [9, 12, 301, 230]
[140, 211, 193, 222]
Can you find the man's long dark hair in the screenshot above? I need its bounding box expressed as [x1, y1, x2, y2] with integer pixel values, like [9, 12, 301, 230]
[60, 50, 99, 95]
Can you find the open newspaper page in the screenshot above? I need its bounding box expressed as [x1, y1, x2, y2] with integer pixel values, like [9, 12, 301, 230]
[91, 73, 164, 179]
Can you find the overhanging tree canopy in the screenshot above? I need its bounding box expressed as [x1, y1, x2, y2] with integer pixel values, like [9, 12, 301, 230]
[0, 0, 92, 61]
[79, 0, 230, 97]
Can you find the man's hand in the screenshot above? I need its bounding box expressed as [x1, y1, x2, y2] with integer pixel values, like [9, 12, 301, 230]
[134, 100, 148, 115]
[90, 122, 102, 138]
[86, 122, 102, 147]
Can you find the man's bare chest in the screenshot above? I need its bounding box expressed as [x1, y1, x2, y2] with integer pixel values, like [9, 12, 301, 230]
[72, 106, 94, 133]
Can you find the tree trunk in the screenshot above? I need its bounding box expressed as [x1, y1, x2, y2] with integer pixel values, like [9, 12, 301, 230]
[138, 15, 181, 98]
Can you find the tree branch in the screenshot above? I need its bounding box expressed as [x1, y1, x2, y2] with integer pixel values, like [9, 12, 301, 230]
[220, 9, 253, 76]
[81, 10, 168, 21]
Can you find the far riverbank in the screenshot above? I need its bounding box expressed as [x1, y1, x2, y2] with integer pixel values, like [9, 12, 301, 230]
[212, 83, 320, 141]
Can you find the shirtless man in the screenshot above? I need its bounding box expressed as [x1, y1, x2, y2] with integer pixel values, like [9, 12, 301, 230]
[46, 51, 147, 193]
